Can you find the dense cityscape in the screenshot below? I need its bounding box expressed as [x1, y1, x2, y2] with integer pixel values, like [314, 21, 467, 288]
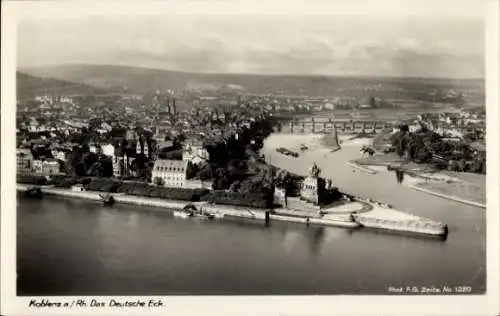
[17, 83, 486, 200]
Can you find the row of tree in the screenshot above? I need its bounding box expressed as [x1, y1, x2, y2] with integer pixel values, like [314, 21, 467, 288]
[390, 124, 486, 174]
[200, 190, 273, 209]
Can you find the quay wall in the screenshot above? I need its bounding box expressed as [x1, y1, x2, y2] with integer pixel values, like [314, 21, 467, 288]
[408, 184, 486, 209]
[17, 184, 447, 237]
[354, 214, 448, 236]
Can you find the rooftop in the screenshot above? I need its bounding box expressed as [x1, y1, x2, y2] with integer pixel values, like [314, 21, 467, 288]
[153, 159, 188, 172]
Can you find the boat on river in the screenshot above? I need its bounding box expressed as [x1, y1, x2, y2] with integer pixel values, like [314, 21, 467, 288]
[99, 194, 115, 206]
[173, 210, 193, 218]
[174, 204, 196, 218]
[174, 204, 219, 220]
[23, 186, 43, 199]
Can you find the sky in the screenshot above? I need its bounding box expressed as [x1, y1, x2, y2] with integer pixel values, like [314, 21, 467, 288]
[16, 1, 486, 78]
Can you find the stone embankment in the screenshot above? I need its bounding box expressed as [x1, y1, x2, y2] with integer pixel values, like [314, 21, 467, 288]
[17, 184, 448, 237]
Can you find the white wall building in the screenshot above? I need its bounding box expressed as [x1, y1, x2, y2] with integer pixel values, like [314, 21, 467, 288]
[51, 150, 68, 162]
[17, 149, 33, 174]
[42, 160, 60, 175]
[101, 144, 116, 158]
[152, 159, 188, 188]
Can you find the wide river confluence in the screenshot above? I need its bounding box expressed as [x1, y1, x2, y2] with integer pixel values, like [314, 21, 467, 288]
[17, 134, 486, 295]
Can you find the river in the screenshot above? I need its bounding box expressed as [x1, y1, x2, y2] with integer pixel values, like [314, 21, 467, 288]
[17, 134, 486, 295]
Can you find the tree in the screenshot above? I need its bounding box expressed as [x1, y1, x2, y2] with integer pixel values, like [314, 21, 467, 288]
[415, 146, 431, 163]
[153, 177, 164, 186]
[400, 124, 409, 133]
[173, 134, 186, 146]
[274, 169, 290, 188]
[186, 162, 200, 179]
[229, 181, 241, 192]
[198, 163, 214, 180]
[212, 167, 231, 190]
[87, 161, 104, 177]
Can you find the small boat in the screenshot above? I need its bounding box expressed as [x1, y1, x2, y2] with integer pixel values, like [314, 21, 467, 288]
[174, 204, 197, 218]
[24, 186, 43, 199]
[300, 144, 308, 151]
[99, 194, 115, 206]
[202, 212, 215, 220]
[173, 210, 193, 218]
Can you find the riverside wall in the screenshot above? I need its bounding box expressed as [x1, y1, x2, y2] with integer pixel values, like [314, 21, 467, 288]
[409, 184, 486, 209]
[17, 184, 447, 237]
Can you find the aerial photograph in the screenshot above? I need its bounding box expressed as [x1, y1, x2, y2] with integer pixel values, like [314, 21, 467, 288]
[14, 4, 487, 297]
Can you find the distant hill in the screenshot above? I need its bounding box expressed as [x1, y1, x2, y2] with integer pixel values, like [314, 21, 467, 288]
[16, 72, 109, 98]
[20, 64, 485, 102]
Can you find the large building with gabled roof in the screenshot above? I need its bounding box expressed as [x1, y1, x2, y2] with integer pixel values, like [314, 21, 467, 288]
[151, 159, 188, 188]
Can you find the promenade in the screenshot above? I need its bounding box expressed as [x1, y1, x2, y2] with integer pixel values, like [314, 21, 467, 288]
[18, 183, 447, 237]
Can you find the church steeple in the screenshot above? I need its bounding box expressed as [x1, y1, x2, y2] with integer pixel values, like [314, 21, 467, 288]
[136, 137, 142, 155]
[143, 140, 149, 158]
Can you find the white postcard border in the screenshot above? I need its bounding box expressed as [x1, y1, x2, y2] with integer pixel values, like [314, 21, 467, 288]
[2, 1, 498, 315]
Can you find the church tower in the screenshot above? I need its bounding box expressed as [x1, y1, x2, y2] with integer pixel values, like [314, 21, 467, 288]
[166, 97, 171, 115]
[143, 140, 149, 158]
[136, 137, 142, 155]
[124, 153, 129, 177]
[113, 156, 123, 178]
[172, 98, 177, 115]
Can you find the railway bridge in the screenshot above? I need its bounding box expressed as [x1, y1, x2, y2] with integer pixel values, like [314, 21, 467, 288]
[276, 118, 394, 135]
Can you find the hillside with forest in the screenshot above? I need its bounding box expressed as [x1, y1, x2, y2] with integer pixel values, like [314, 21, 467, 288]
[21, 64, 485, 105]
[16, 72, 109, 99]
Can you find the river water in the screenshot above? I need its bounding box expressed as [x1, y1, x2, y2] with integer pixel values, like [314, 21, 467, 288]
[17, 134, 486, 295]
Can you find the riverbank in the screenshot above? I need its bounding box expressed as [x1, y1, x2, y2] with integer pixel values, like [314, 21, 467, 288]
[17, 184, 360, 228]
[351, 153, 485, 208]
[346, 161, 378, 174]
[409, 184, 485, 209]
[18, 183, 448, 237]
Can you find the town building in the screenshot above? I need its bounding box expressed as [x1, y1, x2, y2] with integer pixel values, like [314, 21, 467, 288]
[71, 184, 85, 192]
[135, 137, 149, 158]
[29, 158, 60, 175]
[42, 159, 60, 175]
[152, 159, 188, 188]
[113, 151, 133, 178]
[17, 149, 33, 175]
[51, 149, 68, 162]
[32, 159, 43, 174]
[273, 187, 287, 207]
[89, 143, 102, 154]
[35, 95, 54, 104]
[101, 144, 116, 158]
[182, 139, 209, 165]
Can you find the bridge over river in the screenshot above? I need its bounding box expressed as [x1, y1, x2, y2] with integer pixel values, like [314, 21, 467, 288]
[276, 118, 395, 135]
